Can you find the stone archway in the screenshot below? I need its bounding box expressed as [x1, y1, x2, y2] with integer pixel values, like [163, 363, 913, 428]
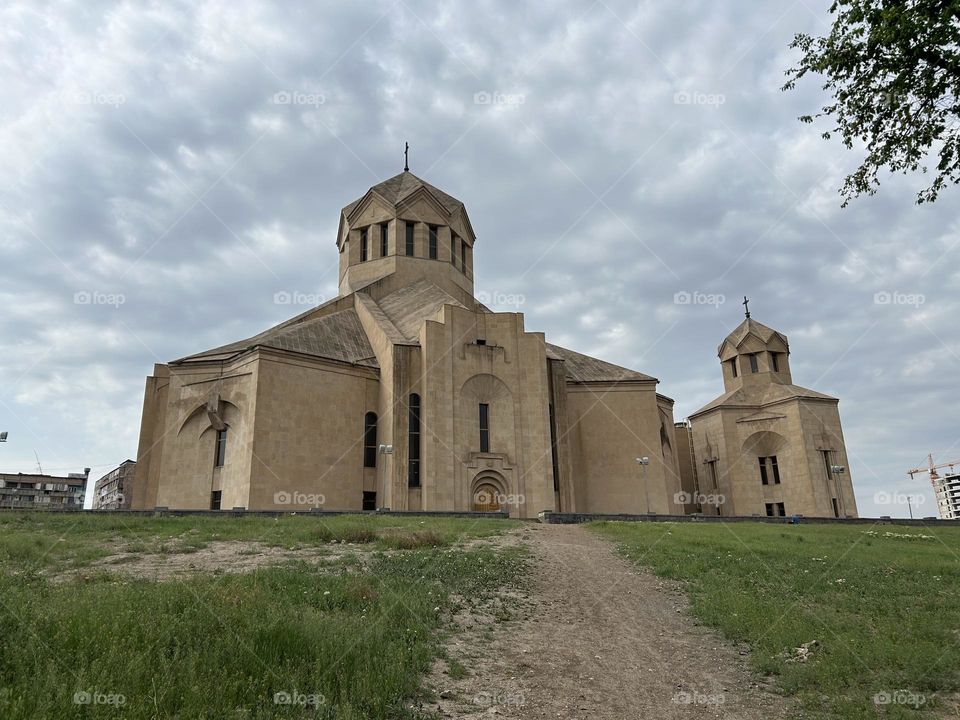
[471, 472, 508, 512]
[740, 430, 788, 459]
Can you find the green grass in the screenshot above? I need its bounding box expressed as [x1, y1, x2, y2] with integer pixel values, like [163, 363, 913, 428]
[0, 512, 514, 574]
[0, 512, 524, 719]
[446, 659, 469, 680]
[592, 520, 960, 719]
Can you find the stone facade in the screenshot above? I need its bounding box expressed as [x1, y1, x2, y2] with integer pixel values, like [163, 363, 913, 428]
[130, 171, 854, 519]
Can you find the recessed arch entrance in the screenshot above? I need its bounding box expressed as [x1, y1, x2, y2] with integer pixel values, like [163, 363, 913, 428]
[471, 472, 508, 512]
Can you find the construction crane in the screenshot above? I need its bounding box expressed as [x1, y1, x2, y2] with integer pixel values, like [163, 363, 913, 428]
[908, 454, 960, 520]
[907, 454, 960, 482]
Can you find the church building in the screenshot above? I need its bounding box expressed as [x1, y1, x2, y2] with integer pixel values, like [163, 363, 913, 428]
[683, 313, 858, 518]
[130, 169, 856, 519]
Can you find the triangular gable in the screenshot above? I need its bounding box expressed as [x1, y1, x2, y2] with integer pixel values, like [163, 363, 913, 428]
[338, 190, 399, 248]
[717, 330, 790, 358]
[448, 204, 476, 244]
[396, 185, 453, 222]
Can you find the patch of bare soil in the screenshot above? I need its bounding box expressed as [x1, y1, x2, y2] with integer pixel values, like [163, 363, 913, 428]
[55, 541, 366, 582]
[426, 524, 790, 719]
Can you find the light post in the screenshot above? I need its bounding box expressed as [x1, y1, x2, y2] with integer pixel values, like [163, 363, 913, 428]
[906, 495, 914, 520]
[377, 443, 393, 511]
[0, 432, 7, 442]
[636, 456, 651, 514]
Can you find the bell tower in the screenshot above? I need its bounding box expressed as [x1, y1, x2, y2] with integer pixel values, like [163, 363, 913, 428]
[717, 305, 792, 393]
[336, 169, 477, 305]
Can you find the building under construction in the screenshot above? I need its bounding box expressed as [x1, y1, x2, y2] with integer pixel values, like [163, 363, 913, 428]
[934, 472, 960, 520]
[908, 455, 960, 520]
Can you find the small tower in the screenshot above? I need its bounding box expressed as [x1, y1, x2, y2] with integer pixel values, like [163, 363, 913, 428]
[717, 316, 792, 393]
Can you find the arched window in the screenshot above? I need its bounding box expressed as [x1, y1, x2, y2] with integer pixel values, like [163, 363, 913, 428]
[408, 394, 421, 487]
[363, 412, 378, 468]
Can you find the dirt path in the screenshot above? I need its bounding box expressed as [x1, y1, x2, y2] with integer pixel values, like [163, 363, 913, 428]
[428, 524, 790, 719]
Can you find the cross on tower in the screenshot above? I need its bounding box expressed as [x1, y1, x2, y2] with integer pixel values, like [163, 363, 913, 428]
[743, 295, 751, 319]
[404, 142, 409, 172]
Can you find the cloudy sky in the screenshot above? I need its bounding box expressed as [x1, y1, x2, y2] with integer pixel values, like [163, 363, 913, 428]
[1, 1, 956, 516]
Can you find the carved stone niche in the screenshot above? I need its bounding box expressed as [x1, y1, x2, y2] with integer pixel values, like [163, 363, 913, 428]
[464, 452, 516, 506]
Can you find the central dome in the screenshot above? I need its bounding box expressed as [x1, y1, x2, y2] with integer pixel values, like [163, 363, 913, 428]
[335, 171, 477, 304]
[341, 171, 468, 221]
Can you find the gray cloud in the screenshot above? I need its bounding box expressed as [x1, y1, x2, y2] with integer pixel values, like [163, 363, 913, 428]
[1, 0, 956, 516]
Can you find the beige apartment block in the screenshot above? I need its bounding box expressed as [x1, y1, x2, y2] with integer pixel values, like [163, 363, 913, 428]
[686, 317, 858, 518]
[92, 459, 136, 510]
[0, 469, 89, 509]
[130, 170, 855, 519]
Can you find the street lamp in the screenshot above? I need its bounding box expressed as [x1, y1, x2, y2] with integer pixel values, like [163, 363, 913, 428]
[377, 444, 393, 512]
[636, 456, 651, 514]
[0, 432, 7, 442]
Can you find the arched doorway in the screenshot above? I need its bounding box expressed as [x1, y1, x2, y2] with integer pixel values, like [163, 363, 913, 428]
[471, 473, 508, 512]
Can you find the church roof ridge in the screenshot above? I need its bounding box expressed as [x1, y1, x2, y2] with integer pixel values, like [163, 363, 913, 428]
[173, 297, 376, 369]
[689, 381, 837, 418]
[545, 342, 656, 384]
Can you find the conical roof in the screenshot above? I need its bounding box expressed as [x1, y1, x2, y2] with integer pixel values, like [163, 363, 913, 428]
[341, 171, 466, 218]
[718, 318, 787, 356]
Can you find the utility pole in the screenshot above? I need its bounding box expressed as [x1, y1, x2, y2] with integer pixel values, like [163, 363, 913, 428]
[378, 443, 393, 511]
[636, 456, 651, 513]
